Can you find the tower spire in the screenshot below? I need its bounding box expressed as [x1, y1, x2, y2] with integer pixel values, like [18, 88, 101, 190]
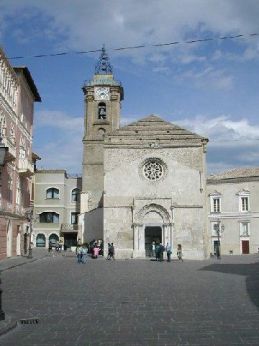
[95, 45, 113, 75]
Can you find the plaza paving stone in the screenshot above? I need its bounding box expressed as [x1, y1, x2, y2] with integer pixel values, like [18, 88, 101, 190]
[0, 252, 259, 345]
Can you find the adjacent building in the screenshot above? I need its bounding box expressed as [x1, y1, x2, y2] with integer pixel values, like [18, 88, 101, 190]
[0, 47, 41, 259]
[33, 170, 82, 249]
[207, 168, 259, 256]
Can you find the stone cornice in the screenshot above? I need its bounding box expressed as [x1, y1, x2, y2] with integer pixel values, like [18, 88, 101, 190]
[207, 176, 259, 184]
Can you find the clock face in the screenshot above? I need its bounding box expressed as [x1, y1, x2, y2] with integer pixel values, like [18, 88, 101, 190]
[95, 87, 110, 100]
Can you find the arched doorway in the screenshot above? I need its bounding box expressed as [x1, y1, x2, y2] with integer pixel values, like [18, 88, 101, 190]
[49, 233, 59, 246]
[145, 226, 162, 257]
[133, 203, 172, 258]
[36, 234, 46, 247]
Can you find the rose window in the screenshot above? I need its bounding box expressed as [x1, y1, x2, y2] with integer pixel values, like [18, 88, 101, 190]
[143, 160, 163, 181]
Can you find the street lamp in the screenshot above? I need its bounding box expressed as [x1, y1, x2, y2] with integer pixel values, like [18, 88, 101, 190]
[25, 209, 33, 259]
[0, 137, 7, 321]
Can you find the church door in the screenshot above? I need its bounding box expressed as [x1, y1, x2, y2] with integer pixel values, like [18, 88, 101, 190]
[145, 226, 162, 257]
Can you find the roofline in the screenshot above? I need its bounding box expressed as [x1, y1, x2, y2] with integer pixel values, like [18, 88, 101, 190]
[13, 67, 41, 102]
[0, 46, 18, 83]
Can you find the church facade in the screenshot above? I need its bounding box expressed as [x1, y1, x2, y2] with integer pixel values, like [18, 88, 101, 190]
[81, 48, 209, 259]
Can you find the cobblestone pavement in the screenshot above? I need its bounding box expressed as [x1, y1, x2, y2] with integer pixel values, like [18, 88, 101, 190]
[1, 253, 259, 345]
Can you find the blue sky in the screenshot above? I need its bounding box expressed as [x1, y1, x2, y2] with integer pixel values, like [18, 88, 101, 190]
[1, 0, 259, 174]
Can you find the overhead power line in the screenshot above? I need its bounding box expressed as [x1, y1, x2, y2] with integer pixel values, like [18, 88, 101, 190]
[7, 32, 259, 60]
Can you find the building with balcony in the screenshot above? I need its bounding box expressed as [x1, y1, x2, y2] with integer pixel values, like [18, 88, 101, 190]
[0, 47, 41, 259]
[207, 168, 259, 256]
[33, 170, 82, 249]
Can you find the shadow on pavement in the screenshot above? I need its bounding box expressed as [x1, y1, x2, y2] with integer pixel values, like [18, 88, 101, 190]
[200, 260, 259, 312]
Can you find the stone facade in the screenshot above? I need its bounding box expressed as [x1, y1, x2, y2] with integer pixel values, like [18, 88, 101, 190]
[81, 48, 209, 259]
[0, 47, 41, 259]
[33, 170, 82, 249]
[207, 168, 259, 256]
[103, 116, 209, 259]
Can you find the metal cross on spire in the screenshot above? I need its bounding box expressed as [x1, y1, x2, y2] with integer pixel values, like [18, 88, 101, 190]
[95, 45, 113, 75]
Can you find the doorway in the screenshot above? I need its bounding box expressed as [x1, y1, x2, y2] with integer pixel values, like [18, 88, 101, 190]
[63, 233, 77, 249]
[16, 226, 21, 256]
[145, 226, 162, 257]
[213, 240, 220, 256]
[242, 240, 249, 254]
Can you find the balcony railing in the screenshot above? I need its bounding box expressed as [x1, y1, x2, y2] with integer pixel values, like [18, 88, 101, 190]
[18, 158, 34, 176]
[61, 223, 79, 232]
[1, 136, 16, 162]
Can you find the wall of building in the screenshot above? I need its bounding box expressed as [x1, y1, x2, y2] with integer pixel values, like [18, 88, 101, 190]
[0, 48, 39, 259]
[33, 170, 82, 248]
[103, 146, 208, 259]
[207, 178, 259, 255]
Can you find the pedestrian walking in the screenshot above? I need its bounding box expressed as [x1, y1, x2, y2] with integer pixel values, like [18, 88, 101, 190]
[81, 244, 88, 263]
[76, 244, 83, 263]
[166, 243, 172, 262]
[177, 244, 183, 262]
[151, 241, 156, 258]
[109, 243, 115, 260]
[155, 243, 160, 261]
[106, 243, 111, 260]
[92, 244, 100, 259]
[48, 242, 52, 254]
[159, 243, 165, 261]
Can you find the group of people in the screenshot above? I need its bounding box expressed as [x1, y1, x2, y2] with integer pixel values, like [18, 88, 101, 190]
[76, 240, 105, 263]
[151, 242, 183, 262]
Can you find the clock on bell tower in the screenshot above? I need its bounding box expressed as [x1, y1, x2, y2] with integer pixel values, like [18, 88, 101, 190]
[81, 46, 124, 211]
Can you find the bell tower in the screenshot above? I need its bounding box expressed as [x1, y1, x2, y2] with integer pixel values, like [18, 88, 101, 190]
[82, 47, 124, 211]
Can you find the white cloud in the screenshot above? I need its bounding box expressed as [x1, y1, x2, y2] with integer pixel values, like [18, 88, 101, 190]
[180, 67, 233, 90]
[1, 0, 259, 63]
[33, 110, 83, 173]
[175, 115, 259, 173]
[176, 115, 259, 143]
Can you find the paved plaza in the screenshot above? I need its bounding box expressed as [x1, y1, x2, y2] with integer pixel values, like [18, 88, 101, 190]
[1, 251, 259, 345]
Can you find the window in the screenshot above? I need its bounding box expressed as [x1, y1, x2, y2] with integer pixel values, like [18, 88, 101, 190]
[143, 159, 164, 181]
[98, 102, 106, 119]
[209, 192, 221, 213]
[240, 222, 250, 237]
[7, 177, 13, 202]
[46, 188, 59, 199]
[241, 197, 249, 212]
[71, 212, 79, 224]
[237, 190, 250, 212]
[36, 234, 46, 247]
[71, 188, 80, 202]
[39, 212, 59, 223]
[212, 198, 220, 213]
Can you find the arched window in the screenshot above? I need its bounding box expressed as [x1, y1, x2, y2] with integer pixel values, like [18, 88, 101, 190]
[39, 212, 59, 223]
[0, 113, 6, 137]
[71, 188, 80, 202]
[98, 128, 106, 139]
[49, 233, 59, 245]
[36, 234, 46, 247]
[98, 102, 106, 119]
[46, 188, 59, 199]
